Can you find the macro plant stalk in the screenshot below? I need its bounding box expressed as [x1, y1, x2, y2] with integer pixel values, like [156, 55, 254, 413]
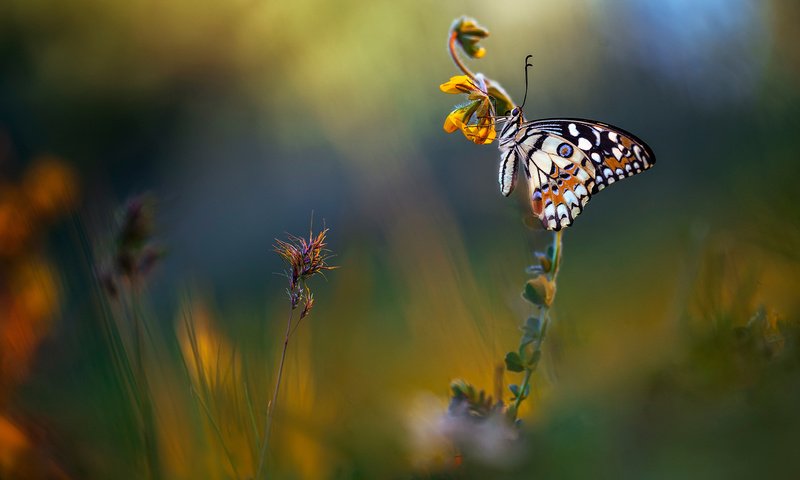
[509, 230, 562, 420]
[255, 307, 294, 479]
[256, 226, 335, 479]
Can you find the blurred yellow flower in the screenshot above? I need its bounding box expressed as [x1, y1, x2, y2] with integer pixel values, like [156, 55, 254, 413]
[178, 300, 239, 390]
[439, 75, 496, 145]
[450, 16, 489, 59]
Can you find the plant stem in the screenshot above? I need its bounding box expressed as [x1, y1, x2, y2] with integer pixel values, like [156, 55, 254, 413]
[255, 307, 294, 479]
[130, 286, 160, 480]
[512, 230, 563, 418]
[552, 230, 563, 275]
[448, 31, 477, 81]
[513, 310, 551, 412]
[512, 367, 533, 415]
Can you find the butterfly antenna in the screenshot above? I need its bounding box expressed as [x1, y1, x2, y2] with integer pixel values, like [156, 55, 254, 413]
[521, 54, 533, 109]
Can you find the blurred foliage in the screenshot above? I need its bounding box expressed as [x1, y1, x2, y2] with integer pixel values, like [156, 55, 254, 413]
[0, 154, 77, 478]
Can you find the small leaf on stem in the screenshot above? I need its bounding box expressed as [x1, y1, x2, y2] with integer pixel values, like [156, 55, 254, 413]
[505, 351, 525, 372]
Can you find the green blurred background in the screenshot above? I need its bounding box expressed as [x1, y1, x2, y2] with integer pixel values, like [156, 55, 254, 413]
[1, 0, 799, 478]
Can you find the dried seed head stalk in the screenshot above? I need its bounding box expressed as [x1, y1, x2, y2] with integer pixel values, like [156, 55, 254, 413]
[102, 194, 163, 297]
[274, 227, 336, 312]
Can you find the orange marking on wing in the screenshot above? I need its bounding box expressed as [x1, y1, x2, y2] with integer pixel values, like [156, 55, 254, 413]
[560, 174, 585, 192]
[549, 186, 567, 207]
[531, 190, 544, 216]
[603, 155, 626, 170]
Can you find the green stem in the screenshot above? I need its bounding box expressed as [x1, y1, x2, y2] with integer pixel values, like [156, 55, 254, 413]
[448, 31, 477, 81]
[552, 230, 563, 276]
[512, 230, 563, 419]
[513, 367, 533, 415]
[255, 306, 294, 479]
[130, 286, 161, 480]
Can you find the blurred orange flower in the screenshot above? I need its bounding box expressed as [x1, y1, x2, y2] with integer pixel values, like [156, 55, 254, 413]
[0, 155, 78, 400]
[23, 156, 78, 220]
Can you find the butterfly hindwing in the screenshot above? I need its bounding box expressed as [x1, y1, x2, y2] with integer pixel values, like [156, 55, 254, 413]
[522, 133, 595, 230]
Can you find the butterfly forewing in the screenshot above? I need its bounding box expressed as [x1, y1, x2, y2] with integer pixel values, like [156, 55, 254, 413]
[530, 118, 656, 192]
[498, 115, 655, 231]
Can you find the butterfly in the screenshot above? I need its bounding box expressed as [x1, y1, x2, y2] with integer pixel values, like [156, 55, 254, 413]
[497, 107, 655, 231]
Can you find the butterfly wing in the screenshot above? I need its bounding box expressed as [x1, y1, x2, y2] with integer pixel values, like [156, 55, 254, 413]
[529, 118, 656, 191]
[511, 118, 655, 230]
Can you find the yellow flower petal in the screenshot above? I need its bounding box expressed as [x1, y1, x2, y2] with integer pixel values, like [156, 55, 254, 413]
[461, 122, 497, 145]
[457, 18, 490, 39]
[439, 75, 477, 94]
[443, 102, 479, 133]
[443, 115, 460, 133]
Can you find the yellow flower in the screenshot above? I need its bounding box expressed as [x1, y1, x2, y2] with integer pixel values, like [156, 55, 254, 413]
[439, 75, 497, 145]
[450, 16, 489, 59]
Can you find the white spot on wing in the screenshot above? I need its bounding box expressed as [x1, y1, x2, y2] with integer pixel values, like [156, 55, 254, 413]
[608, 132, 619, 143]
[633, 145, 642, 161]
[556, 204, 569, 220]
[568, 123, 579, 137]
[564, 190, 579, 206]
[544, 203, 556, 220]
[578, 138, 592, 150]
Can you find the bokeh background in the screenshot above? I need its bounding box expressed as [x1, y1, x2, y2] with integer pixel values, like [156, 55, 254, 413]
[1, 0, 800, 478]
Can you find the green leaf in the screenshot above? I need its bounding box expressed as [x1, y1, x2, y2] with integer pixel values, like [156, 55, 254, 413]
[486, 80, 514, 116]
[509, 384, 520, 398]
[535, 251, 552, 273]
[522, 277, 554, 307]
[521, 316, 542, 348]
[505, 351, 524, 372]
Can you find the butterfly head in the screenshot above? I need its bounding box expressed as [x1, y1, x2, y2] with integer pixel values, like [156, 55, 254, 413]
[499, 106, 525, 143]
[509, 106, 524, 124]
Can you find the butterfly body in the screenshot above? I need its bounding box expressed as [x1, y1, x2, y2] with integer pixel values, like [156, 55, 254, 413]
[498, 108, 655, 230]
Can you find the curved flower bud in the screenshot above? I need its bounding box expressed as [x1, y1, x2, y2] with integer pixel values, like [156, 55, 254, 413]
[451, 16, 490, 59]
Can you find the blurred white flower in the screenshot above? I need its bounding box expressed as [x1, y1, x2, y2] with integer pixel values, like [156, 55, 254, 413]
[406, 392, 523, 471]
